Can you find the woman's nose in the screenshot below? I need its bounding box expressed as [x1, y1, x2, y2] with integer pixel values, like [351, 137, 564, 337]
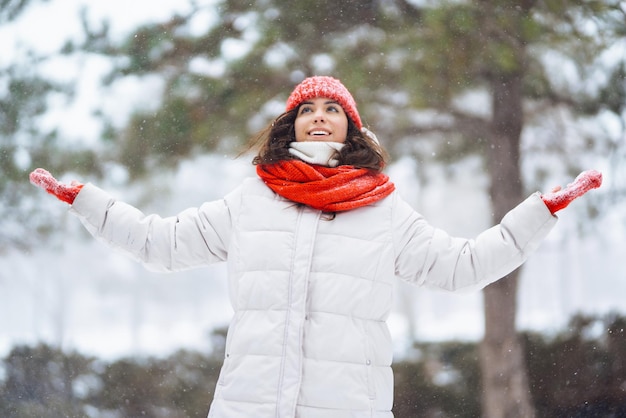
[313, 109, 325, 122]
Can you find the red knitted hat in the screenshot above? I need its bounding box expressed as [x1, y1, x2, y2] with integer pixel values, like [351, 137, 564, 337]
[286, 76, 362, 129]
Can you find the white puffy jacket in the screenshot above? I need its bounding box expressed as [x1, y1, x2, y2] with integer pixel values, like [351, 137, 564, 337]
[70, 177, 557, 417]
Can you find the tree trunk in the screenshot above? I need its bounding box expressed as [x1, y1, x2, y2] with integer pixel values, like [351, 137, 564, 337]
[480, 71, 536, 418]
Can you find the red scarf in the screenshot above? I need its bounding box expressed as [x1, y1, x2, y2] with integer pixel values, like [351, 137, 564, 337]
[256, 160, 395, 212]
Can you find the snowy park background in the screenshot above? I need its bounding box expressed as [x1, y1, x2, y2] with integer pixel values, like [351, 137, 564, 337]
[1, 0, 625, 362]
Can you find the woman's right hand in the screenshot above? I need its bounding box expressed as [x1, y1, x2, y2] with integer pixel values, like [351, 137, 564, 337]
[29, 168, 84, 205]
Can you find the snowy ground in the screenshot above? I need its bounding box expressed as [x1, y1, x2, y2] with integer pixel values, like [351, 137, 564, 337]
[2, 155, 624, 361]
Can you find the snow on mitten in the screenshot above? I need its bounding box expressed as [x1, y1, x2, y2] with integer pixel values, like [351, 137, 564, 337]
[541, 169, 602, 214]
[29, 168, 84, 205]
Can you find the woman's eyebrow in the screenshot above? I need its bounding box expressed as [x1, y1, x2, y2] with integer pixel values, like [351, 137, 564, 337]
[300, 100, 339, 105]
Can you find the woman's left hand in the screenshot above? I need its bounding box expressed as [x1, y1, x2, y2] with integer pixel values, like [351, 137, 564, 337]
[541, 169, 603, 214]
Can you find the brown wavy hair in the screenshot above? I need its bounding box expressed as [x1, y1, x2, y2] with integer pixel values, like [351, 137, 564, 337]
[248, 108, 388, 172]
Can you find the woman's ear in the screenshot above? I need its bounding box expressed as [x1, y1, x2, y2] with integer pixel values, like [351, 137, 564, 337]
[361, 127, 380, 144]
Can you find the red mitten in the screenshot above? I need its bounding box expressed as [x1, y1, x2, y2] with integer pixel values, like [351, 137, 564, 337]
[541, 169, 602, 214]
[29, 168, 84, 205]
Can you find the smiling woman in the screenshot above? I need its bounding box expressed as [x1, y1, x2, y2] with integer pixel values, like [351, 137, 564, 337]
[28, 75, 601, 417]
[251, 76, 386, 171]
[294, 98, 348, 143]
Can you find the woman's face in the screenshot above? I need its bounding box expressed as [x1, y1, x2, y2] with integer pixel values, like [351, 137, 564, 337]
[294, 97, 348, 143]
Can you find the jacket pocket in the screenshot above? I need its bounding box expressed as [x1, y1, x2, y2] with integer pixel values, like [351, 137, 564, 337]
[217, 353, 233, 386]
[364, 322, 377, 401]
[217, 314, 240, 386]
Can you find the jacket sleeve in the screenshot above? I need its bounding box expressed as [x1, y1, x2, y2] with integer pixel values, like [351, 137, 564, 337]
[69, 183, 236, 273]
[392, 192, 557, 291]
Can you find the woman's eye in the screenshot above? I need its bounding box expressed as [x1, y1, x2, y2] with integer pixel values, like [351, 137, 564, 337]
[327, 105, 340, 113]
[300, 107, 312, 114]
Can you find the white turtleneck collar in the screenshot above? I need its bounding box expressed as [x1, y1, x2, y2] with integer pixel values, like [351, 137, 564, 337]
[288, 141, 345, 167]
